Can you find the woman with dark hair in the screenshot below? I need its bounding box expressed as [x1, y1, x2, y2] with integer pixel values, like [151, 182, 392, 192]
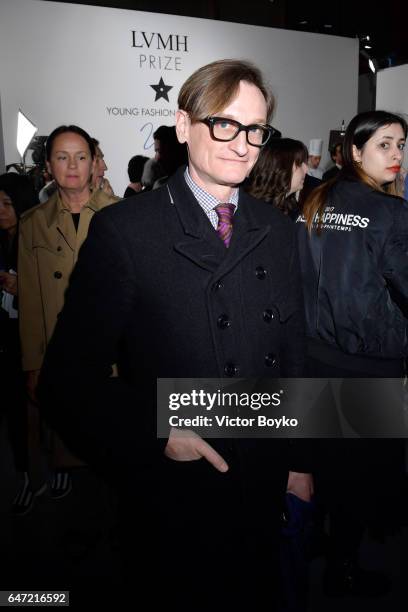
[297, 110, 408, 597]
[248, 138, 308, 217]
[0, 173, 39, 515]
[18, 125, 118, 500]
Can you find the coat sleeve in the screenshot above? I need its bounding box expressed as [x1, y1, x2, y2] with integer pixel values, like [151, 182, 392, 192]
[37, 209, 166, 483]
[381, 201, 408, 304]
[279, 230, 306, 377]
[18, 214, 47, 371]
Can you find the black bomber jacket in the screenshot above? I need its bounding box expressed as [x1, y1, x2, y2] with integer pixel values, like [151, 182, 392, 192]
[296, 179, 408, 358]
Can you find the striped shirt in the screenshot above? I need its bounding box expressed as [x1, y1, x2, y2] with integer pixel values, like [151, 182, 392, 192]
[184, 167, 239, 229]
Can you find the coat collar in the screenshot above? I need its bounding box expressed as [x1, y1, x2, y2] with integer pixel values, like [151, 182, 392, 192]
[168, 167, 271, 276]
[43, 188, 112, 229]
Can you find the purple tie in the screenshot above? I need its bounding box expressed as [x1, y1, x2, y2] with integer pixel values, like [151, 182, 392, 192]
[215, 203, 236, 248]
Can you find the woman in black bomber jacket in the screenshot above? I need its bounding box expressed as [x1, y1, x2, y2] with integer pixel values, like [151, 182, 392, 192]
[297, 111, 408, 598]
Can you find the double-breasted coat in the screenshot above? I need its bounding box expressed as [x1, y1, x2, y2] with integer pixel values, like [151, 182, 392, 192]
[39, 166, 305, 464]
[38, 167, 307, 605]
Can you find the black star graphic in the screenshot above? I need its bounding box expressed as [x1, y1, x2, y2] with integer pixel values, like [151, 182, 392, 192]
[150, 77, 173, 102]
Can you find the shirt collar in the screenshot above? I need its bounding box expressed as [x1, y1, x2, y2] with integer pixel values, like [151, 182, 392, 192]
[184, 167, 239, 211]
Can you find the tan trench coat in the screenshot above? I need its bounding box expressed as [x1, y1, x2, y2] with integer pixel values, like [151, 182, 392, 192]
[19, 189, 118, 371]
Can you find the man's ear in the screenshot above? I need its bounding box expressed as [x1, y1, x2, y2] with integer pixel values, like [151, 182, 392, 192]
[352, 144, 362, 163]
[175, 110, 190, 144]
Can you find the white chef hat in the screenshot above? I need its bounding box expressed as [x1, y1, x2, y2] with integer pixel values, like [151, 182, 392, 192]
[308, 138, 323, 156]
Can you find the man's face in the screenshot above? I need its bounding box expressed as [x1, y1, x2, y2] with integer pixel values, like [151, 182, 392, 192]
[176, 80, 267, 199]
[154, 139, 161, 162]
[154, 138, 171, 173]
[308, 155, 321, 169]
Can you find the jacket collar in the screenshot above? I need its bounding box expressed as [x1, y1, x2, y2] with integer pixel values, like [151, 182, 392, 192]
[43, 188, 107, 229]
[168, 166, 271, 276]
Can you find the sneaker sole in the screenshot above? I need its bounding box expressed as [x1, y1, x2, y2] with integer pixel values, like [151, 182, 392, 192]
[12, 483, 48, 517]
[50, 480, 73, 500]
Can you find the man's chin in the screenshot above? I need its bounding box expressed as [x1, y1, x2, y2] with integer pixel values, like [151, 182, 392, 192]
[217, 171, 248, 187]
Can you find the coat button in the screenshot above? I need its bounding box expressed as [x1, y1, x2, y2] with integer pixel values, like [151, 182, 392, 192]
[265, 353, 277, 367]
[54, 271, 63, 279]
[213, 280, 223, 291]
[217, 314, 231, 329]
[255, 266, 267, 280]
[263, 309, 274, 323]
[224, 363, 239, 377]
[57, 246, 62, 252]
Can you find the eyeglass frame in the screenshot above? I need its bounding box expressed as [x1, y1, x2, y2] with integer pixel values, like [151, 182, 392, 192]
[199, 116, 274, 148]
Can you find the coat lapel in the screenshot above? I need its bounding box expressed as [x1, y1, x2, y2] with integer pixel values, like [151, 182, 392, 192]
[168, 169, 270, 277]
[43, 193, 76, 251]
[169, 171, 225, 272]
[211, 191, 271, 281]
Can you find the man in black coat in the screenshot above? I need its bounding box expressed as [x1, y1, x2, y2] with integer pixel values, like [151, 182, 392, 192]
[39, 59, 311, 610]
[322, 142, 343, 182]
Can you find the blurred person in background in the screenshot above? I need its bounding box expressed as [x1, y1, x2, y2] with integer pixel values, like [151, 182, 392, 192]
[91, 138, 115, 196]
[322, 142, 343, 182]
[248, 137, 309, 220]
[307, 138, 323, 179]
[123, 155, 149, 198]
[0, 173, 40, 515]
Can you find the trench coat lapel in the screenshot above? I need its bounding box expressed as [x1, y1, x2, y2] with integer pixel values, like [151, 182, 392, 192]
[43, 193, 76, 251]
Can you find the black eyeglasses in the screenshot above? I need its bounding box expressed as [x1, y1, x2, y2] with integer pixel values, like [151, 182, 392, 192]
[199, 117, 273, 147]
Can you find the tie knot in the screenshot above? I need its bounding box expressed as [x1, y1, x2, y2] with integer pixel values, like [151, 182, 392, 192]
[214, 203, 235, 248]
[215, 203, 235, 223]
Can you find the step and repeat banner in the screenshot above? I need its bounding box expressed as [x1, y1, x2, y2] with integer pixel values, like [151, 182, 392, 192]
[0, 0, 358, 195]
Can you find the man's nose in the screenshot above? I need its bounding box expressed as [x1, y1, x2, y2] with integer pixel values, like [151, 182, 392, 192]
[231, 130, 248, 156]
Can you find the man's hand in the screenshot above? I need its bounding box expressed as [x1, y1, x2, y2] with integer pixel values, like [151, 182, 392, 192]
[0, 271, 17, 296]
[165, 427, 229, 473]
[287, 471, 314, 502]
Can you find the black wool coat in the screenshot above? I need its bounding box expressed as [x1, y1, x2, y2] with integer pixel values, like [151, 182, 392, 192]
[39, 166, 306, 482]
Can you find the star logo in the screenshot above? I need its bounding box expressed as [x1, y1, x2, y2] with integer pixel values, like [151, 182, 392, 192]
[150, 77, 173, 102]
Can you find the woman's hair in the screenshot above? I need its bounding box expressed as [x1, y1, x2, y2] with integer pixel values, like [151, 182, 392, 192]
[178, 59, 274, 122]
[248, 138, 308, 214]
[45, 125, 95, 161]
[0, 172, 38, 217]
[304, 110, 408, 231]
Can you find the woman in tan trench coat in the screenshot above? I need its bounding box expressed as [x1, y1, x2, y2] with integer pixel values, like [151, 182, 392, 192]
[18, 125, 118, 506]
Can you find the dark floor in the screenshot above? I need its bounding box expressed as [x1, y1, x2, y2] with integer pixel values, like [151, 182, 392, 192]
[1, 417, 407, 610]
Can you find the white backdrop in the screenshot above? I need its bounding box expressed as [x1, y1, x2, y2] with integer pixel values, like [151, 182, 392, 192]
[0, 0, 359, 195]
[376, 64, 408, 115]
[376, 64, 408, 166]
